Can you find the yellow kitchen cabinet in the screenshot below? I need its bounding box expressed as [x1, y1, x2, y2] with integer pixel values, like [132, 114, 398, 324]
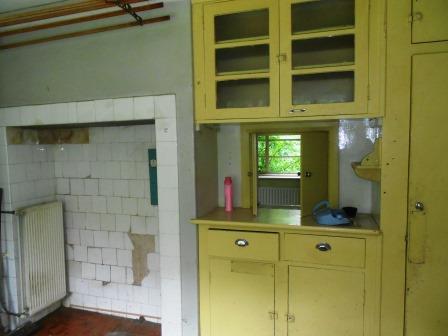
[288, 266, 364, 336]
[411, 0, 448, 43]
[192, 0, 381, 123]
[208, 258, 276, 336]
[194, 210, 382, 336]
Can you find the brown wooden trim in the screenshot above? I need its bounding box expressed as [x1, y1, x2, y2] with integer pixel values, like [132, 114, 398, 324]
[0, 15, 170, 50]
[0, 0, 149, 28]
[0, 3, 164, 37]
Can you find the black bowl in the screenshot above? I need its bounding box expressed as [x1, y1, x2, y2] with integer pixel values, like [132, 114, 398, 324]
[342, 206, 358, 218]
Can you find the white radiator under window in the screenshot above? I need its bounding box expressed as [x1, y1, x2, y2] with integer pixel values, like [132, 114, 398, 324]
[258, 187, 299, 207]
[18, 201, 66, 316]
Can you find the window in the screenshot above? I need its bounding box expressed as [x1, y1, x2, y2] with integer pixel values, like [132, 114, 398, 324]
[257, 134, 301, 175]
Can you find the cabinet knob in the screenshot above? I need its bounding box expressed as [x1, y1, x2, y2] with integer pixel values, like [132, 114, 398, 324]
[315, 243, 331, 252]
[235, 239, 249, 247]
[289, 108, 307, 114]
[415, 201, 424, 211]
[286, 314, 295, 322]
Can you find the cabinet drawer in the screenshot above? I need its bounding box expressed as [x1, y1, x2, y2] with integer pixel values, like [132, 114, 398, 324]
[283, 234, 365, 268]
[208, 230, 279, 261]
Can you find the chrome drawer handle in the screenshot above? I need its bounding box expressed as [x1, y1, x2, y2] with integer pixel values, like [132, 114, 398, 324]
[289, 108, 307, 113]
[235, 239, 249, 247]
[315, 243, 331, 252]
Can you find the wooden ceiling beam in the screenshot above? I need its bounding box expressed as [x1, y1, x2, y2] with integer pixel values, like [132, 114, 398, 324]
[0, 0, 149, 28]
[0, 2, 164, 37]
[0, 15, 171, 50]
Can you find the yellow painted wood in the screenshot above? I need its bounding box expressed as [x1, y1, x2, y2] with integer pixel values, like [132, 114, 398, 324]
[288, 266, 364, 336]
[351, 162, 381, 182]
[207, 229, 279, 261]
[195, 218, 381, 336]
[209, 258, 275, 336]
[283, 234, 365, 268]
[239, 122, 339, 210]
[412, 0, 448, 43]
[202, 0, 280, 120]
[278, 0, 370, 118]
[405, 52, 448, 336]
[300, 132, 328, 215]
[251, 133, 258, 215]
[192, 208, 381, 236]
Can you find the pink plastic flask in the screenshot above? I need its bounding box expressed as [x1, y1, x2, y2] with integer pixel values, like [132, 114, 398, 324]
[224, 177, 233, 212]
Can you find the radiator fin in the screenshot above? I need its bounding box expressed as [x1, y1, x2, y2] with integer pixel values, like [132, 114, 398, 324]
[19, 201, 66, 316]
[258, 187, 299, 207]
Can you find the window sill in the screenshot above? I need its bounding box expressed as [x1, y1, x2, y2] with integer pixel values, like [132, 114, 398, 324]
[258, 174, 300, 180]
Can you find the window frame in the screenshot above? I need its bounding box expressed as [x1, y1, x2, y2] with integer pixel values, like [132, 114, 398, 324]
[257, 133, 301, 175]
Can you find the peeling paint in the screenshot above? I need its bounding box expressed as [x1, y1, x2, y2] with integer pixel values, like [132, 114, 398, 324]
[128, 233, 155, 286]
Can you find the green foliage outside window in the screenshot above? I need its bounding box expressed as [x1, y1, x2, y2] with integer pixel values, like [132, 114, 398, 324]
[257, 134, 301, 174]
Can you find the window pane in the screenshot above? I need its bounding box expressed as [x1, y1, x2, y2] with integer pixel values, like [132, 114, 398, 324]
[257, 138, 266, 157]
[268, 140, 300, 156]
[268, 157, 301, 174]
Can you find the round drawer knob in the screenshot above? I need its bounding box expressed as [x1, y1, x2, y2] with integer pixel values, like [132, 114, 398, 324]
[235, 239, 249, 247]
[315, 242, 331, 252]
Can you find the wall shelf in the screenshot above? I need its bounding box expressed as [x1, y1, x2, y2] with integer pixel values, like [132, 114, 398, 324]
[352, 138, 382, 182]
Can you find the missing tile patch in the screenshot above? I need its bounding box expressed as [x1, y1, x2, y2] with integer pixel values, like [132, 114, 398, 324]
[128, 233, 155, 285]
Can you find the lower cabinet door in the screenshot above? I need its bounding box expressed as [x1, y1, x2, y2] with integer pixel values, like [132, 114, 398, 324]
[288, 266, 364, 336]
[209, 258, 276, 336]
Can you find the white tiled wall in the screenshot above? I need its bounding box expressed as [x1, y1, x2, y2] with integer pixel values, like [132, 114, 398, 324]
[0, 95, 183, 334]
[57, 125, 161, 322]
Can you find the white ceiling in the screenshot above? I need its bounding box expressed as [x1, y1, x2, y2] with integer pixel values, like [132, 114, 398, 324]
[0, 0, 80, 14]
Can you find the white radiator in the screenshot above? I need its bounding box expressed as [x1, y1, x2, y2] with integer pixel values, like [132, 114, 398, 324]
[258, 187, 299, 207]
[18, 201, 66, 316]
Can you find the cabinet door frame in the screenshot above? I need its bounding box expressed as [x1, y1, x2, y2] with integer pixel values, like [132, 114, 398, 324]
[278, 0, 370, 117]
[203, 0, 280, 120]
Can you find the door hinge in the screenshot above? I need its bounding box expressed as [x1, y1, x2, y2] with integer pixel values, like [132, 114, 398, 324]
[408, 12, 423, 23]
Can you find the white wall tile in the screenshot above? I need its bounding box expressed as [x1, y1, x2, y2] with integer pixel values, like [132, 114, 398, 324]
[130, 216, 146, 234]
[77, 101, 95, 123]
[74, 246, 88, 262]
[134, 96, 155, 120]
[113, 98, 134, 121]
[109, 232, 125, 249]
[92, 196, 107, 213]
[88, 280, 104, 297]
[66, 229, 80, 245]
[84, 179, 99, 196]
[80, 230, 94, 247]
[99, 179, 114, 196]
[113, 180, 129, 197]
[86, 213, 100, 230]
[94, 99, 114, 122]
[117, 249, 132, 267]
[115, 215, 131, 233]
[111, 266, 126, 284]
[155, 95, 176, 119]
[100, 213, 116, 231]
[155, 118, 177, 142]
[107, 196, 122, 214]
[102, 248, 117, 265]
[82, 263, 96, 280]
[87, 247, 102, 264]
[122, 198, 138, 215]
[56, 178, 70, 195]
[96, 265, 111, 282]
[93, 231, 109, 248]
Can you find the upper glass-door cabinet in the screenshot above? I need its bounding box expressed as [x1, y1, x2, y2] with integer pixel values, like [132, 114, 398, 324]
[279, 0, 369, 117]
[203, 0, 279, 120]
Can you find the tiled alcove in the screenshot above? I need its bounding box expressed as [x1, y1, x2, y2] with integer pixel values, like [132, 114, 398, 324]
[0, 95, 182, 335]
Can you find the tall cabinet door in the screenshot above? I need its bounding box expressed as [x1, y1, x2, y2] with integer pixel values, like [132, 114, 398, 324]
[288, 266, 364, 336]
[279, 0, 369, 117]
[412, 0, 448, 43]
[300, 132, 328, 216]
[203, 0, 279, 120]
[406, 53, 448, 336]
[209, 258, 276, 336]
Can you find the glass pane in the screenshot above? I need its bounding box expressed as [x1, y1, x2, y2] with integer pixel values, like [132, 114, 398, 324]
[292, 35, 354, 69]
[291, 0, 355, 34]
[292, 72, 354, 105]
[216, 45, 270, 75]
[268, 157, 301, 174]
[268, 139, 301, 156]
[217, 78, 270, 108]
[257, 136, 267, 156]
[215, 9, 269, 43]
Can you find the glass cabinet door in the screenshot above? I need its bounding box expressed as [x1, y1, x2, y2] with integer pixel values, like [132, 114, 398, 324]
[279, 0, 369, 117]
[203, 0, 279, 120]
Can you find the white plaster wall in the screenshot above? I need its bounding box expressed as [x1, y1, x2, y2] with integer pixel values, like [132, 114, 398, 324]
[217, 125, 242, 207]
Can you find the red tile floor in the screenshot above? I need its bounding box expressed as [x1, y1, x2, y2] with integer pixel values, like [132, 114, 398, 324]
[30, 308, 161, 336]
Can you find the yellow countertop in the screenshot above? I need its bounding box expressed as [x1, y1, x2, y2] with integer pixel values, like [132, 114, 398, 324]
[191, 207, 381, 236]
